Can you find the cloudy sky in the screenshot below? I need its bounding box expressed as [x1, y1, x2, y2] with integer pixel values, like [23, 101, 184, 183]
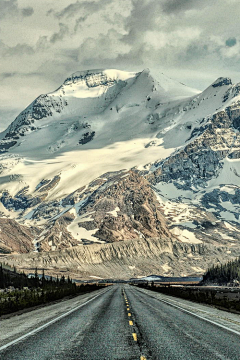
[1, 0, 240, 129]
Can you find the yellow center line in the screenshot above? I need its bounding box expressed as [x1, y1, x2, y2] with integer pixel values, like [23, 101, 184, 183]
[129, 320, 133, 326]
[132, 333, 137, 341]
[140, 356, 147, 360]
[127, 308, 130, 311]
[128, 313, 131, 317]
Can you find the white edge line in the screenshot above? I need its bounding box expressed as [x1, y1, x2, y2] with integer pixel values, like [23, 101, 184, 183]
[160, 298, 240, 337]
[0, 288, 108, 352]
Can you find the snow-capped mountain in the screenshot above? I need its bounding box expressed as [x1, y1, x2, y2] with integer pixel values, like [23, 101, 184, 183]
[1, 68, 240, 278]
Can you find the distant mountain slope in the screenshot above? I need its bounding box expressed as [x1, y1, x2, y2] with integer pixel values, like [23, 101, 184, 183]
[1, 68, 240, 278]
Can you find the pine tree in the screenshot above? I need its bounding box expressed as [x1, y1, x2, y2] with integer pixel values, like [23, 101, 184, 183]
[42, 268, 45, 288]
[0, 263, 3, 288]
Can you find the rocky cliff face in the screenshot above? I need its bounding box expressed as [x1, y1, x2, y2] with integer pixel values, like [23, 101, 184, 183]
[33, 170, 171, 251]
[149, 105, 240, 188]
[77, 171, 170, 242]
[0, 95, 68, 152]
[38, 213, 78, 252]
[0, 218, 39, 254]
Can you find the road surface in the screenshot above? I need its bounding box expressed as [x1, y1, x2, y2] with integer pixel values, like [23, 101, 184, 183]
[0, 284, 240, 359]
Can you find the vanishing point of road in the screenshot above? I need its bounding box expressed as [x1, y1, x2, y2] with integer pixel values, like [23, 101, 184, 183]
[1, 284, 240, 360]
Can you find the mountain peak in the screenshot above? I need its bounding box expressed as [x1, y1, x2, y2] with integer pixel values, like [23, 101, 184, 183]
[211, 77, 232, 88]
[62, 69, 138, 87]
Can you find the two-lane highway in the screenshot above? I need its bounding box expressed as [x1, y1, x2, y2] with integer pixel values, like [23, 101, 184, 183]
[1, 284, 240, 359]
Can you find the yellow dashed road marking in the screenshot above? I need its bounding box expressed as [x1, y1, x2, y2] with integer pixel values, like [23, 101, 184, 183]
[123, 291, 145, 358]
[132, 333, 137, 341]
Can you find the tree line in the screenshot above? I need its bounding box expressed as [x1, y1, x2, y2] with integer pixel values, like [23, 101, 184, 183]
[0, 264, 106, 316]
[202, 256, 240, 285]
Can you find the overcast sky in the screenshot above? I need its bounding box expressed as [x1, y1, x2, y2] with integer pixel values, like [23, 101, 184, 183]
[1, 0, 240, 130]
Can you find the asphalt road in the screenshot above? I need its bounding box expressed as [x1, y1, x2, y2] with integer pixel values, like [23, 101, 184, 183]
[1, 285, 240, 360]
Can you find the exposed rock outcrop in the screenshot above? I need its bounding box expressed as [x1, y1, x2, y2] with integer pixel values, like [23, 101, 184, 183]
[76, 171, 171, 242]
[149, 106, 240, 188]
[40, 212, 78, 251]
[0, 218, 39, 254]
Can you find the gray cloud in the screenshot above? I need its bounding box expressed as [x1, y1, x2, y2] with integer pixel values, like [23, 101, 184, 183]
[226, 37, 237, 47]
[0, 0, 18, 19]
[0, 108, 20, 131]
[55, 1, 83, 18]
[46, 8, 54, 16]
[0, 0, 34, 19]
[0, 40, 7, 54]
[2, 0, 240, 130]
[117, 0, 240, 73]
[74, 15, 88, 32]
[46, 0, 113, 24]
[53, 0, 108, 19]
[0, 40, 34, 58]
[161, 0, 208, 14]
[21, 7, 34, 17]
[50, 23, 69, 44]
[77, 28, 127, 64]
[0, 72, 17, 80]
[123, 0, 162, 42]
[5, 44, 34, 57]
[36, 36, 49, 51]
